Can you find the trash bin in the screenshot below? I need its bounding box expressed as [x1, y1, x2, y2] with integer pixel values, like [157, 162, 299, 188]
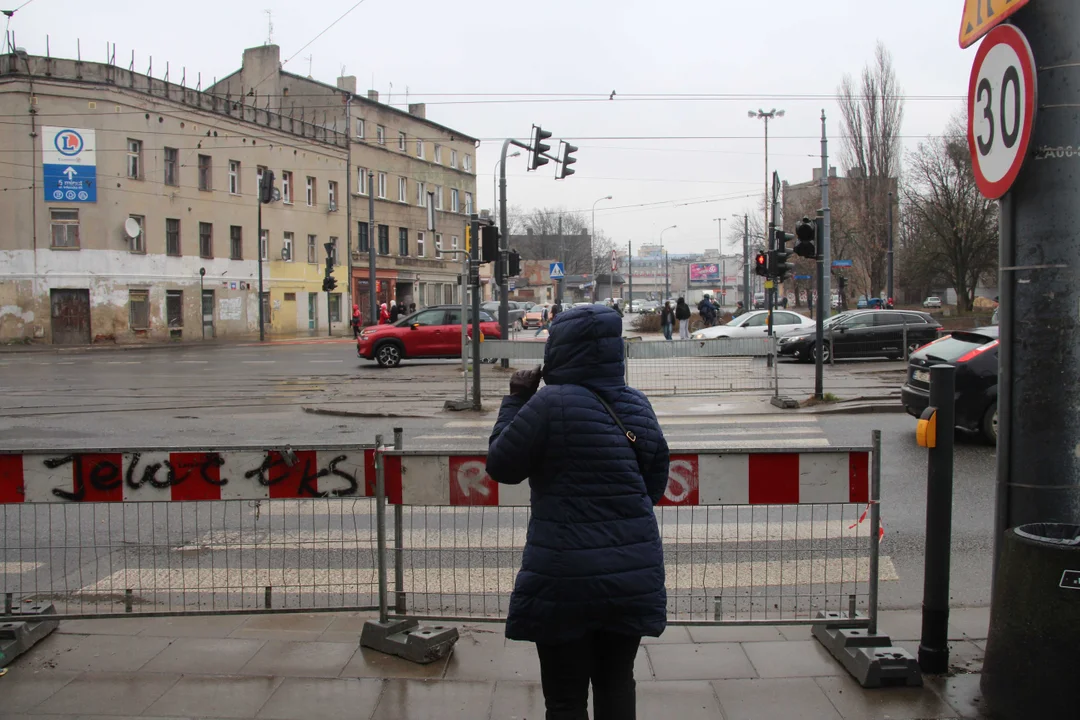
[981, 524, 1080, 719]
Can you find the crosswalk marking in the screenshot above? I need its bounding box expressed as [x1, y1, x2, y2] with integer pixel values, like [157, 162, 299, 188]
[444, 416, 821, 429]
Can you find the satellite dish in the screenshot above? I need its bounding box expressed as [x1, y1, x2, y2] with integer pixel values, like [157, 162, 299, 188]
[124, 217, 141, 238]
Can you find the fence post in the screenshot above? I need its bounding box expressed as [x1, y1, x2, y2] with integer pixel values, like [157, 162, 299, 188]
[919, 364, 955, 674]
[869, 429, 882, 636]
[902, 316, 909, 362]
[374, 433, 389, 625]
[393, 428, 406, 614]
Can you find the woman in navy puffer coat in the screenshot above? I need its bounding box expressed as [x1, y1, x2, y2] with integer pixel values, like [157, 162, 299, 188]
[487, 304, 669, 720]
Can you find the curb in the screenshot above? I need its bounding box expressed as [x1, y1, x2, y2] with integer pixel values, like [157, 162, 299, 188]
[809, 401, 907, 416]
[302, 406, 434, 420]
[0, 335, 355, 355]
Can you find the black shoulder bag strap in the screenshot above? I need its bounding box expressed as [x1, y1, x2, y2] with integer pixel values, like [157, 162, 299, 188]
[586, 388, 648, 473]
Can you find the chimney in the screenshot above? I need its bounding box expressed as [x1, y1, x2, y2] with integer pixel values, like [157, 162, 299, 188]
[367, 90, 379, 102]
[829, 166, 838, 178]
[408, 103, 426, 119]
[336, 75, 357, 94]
[812, 167, 822, 181]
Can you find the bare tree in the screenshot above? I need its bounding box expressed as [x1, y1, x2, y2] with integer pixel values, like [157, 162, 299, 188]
[836, 41, 905, 301]
[506, 207, 595, 274]
[902, 114, 998, 312]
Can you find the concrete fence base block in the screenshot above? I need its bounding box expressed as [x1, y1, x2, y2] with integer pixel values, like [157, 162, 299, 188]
[359, 618, 459, 664]
[770, 395, 800, 409]
[0, 603, 58, 667]
[812, 613, 922, 688]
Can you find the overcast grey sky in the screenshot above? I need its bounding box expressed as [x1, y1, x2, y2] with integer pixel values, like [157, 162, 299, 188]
[10, 0, 974, 254]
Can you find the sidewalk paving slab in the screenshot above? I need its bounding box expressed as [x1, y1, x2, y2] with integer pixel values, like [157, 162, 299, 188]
[713, 677, 843, 720]
[143, 674, 283, 718]
[742, 640, 850, 679]
[646, 642, 757, 681]
[136, 614, 250, 639]
[637, 680, 725, 719]
[32, 634, 172, 673]
[340, 645, 449, 680]
[36, 671, 181, 716]
[815, 675, 957, 719]
[256, 677, 383, 720]
[370, 679, 495, 720]
[0, 668, 80, 714]
[926, 674, 985, 719]
[686, 624, 786, 643]
[237, 640, 357, 678]
[141, 637, 266, 675]
[488, 680, 547, 719]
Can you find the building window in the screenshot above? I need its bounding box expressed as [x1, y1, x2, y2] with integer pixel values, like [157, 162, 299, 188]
[372, 172, 385, 199]
[451, 149, 458, 169]
[282, 171, 293, 203]
[355, 118, 365, 139]
[444, 285, 454, 305]
[256, 165, 266, 195]
[166, 290, 183, 329]
[416, 181, 426, 207]
[307, 234, 317, 263]
[128, 214, 145, 253]
[283, 231, 294, 262]
[377, 125, 385, 144]
[198, 154, 212, 191]
[229, 160, 241, 194]
[230, 226, 243, 260]
[166, 218, 181, 256]
[463, 154, 473, 173]
[417, 282, 426, 307]
[164, 147, 179, 186]
[329, 293, 342, 323]
[451, 188, 460, 213]
[306, 177, 316, 206]
[398, 131, 406, 151]
[451, 235, 459, 253]
[127, 139, 142, 179]
[435, 233, 443, 259]
[49, 209, 79, 249]
[434, 186, 443, 210]
[398, 227, 409, 256]
[260, 229, 268, 260]
[329, 236, 338, 264]
[465, 192, 473, 215]
[199, 222, 213, 258]
[398, 177, 407, 203]
[377, 225, 390, 255]
[357, 222, 369, 253]
[434, 145, 442, 164]
[357, 168, 368, 195]
[129, 289, 150, 330]
[326, 181, 337, 211]
[416, 138, 424, 159]
[284, 292, 297, 302]
[417, 231, 425, 258]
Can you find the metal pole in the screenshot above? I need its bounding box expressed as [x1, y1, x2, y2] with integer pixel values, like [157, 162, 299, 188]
[374, 433, 388, 624]
[869, 429, 882, 636]
[345, 96, 354, 323]
[887, 191, 894, 304]
[743, 214, 750, 309]
[628, 240, 633, 307]
[498, 138, 511, 358]
[393, 427, 405, 614]
[820, 110, 832, 320]
[470, 215, 482, 411]
[367, 172, 377, 326]
[257, 201, 265, 342]
[461, 250, 469, 399]
[993, 193, 1014, 583]
[814, 211, 825, 399]
[919, 363, 955, 675]
[200, 271, 206, 341]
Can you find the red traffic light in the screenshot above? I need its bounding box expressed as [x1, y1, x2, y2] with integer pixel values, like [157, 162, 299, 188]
[754, 251, 769, 277]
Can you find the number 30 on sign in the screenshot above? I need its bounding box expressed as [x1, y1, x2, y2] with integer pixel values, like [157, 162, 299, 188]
[967, 24, 1037, 200]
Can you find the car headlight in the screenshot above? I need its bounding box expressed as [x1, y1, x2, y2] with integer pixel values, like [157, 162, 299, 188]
[692, 333, 706, 339]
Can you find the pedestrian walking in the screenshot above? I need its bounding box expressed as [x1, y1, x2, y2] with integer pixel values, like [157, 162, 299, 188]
[535, 305, 550, 337]
[378, 303, 390, 325]
[660, 301, 674, 341]
[409, 302, 417, 315]
[487, 304, 669, 720]
[675, 297, 691, 340]
[389, 301, 400, 323]
[350, 304, 362, 338]
[733, 301, 747, 318]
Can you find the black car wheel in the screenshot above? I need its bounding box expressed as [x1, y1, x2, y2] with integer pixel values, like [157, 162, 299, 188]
[982, 400, 998, 445]
[375, 343, 403, 368]
[812, 342, 832, 363]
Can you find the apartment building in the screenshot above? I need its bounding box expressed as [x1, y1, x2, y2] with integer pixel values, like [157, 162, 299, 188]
[0, 50, 349, 344]
[213, 45, 479, 319]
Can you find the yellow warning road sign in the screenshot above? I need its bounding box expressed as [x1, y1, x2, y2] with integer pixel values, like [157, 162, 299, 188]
[959, 0, 1030, 49]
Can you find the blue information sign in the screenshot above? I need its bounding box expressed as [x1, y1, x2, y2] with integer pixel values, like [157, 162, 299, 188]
[42, 127, 97, 203]
[831, 260, 853, 268]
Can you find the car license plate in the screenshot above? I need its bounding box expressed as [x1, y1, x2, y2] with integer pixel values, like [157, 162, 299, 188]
[913, 370, 930, 383]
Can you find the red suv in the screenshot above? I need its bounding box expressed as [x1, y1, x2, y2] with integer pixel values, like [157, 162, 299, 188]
[357, 305, 502, 368]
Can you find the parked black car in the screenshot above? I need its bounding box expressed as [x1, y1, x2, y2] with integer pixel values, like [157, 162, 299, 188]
[901, 326, 999, 444]
[777, 310, 942, 362]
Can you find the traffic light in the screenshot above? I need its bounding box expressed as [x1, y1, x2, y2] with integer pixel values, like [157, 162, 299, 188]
[507, 250, 521, 278]
[480, 225, 501, 264]
[794, 216, 816, 258]
[754, 251, 769, 277]
[530, 126, 552, 170]
[770, 247, 794, 282]
[557, 141, 578, 180]
[259, 170, 275, 204]
[322, 242, 337, 291]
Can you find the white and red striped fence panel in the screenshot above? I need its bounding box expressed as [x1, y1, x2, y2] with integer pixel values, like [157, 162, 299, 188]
[383, 449, 871, 507]
[0, 448, 375, 503]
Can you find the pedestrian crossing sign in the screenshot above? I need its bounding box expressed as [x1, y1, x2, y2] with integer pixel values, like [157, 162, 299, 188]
[549, 262, 565, 280]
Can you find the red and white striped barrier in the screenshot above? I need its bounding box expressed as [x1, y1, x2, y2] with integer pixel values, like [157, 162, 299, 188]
[0, 448, 374, 503]
[384, 450, 870, 507]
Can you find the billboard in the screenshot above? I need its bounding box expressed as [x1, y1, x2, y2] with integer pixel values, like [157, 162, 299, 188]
[689, 263, 720, 283]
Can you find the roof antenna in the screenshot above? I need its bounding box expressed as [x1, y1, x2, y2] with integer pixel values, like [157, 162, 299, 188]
[264, 9, 273, 45]
[304, 54, 313, 78]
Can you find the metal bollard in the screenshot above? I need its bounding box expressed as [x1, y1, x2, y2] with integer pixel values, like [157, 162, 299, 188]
[919, 364, 956, 674]
[869, 429, 882, 636]
[393, 428, 406, 614]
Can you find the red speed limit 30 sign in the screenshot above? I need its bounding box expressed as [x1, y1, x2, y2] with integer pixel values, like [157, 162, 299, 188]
[967, 24, 1037, 199]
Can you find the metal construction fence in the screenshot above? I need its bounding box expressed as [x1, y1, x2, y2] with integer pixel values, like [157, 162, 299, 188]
[470, 337, 775, 395]
[1, 433, 882, 631]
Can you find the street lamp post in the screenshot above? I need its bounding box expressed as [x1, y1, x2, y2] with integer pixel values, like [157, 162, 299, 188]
[659, 225, 676, 301]
[733, 214, 749, 309]
[492, 152, 521, 229]
[592, 195, 613, 300]
[713, 217, 726, 300]
[749, 109, 785, 241]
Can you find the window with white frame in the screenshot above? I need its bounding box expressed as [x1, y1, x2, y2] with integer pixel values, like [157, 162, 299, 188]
[451, 235, 459, 253]
[417, 231, 425, 258]
[198, 155, 212, 190]
[465, 191, 473, 215]
[416, 181, 426, 207]
[463, 154, 473, 172]
[127, 139, 142, 179]
[451, 188, 460, 213]
[328, 181, 337, 210]
[398, 177, 407, 203]
[128, 215, 145, 253]
[377, 125, 385, 144]
[357, 168, 369, 195]
[50, 209, 80, 248]
[416, 138, 424, 159]
[398, 227, 409, 256]
[306, 176, 316, 206]
[377, 172, 387, 199]
[434, 145, 442, 164]
[398, 131, 406, 151]
[307, 234, 317, 263]
[229, 160, 240, 194]
[282, 171, 292, 203]
[451, 149, 458, 169]
[435, 233, 442, 259]
[434, 186, 443, 210]
[283, 231, 294, 261]
[355, 118, 365, 139]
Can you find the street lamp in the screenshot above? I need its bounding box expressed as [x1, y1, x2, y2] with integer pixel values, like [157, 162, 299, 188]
[713, 217, 726, 301]
[659, 225, 676, 301]
[749, 109, 784, 244]
[492, 151, 521, 213]
[732, 213, 749, 308]
[592, 195, 613, 300]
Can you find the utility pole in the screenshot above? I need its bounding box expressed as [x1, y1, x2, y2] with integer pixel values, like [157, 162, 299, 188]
[556, 215, 564, 307]
[628, 240, 633, 307]
[820, 111, 832, 318]
[257, 198, 265, 342]
[344, 95, 354, 320]
[470, 215, 482, 411]
[743, 214, 750, 308]
[367, 172, 376, 325]
[886, 190, 894, 304]
[498, 138, 528, 351]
